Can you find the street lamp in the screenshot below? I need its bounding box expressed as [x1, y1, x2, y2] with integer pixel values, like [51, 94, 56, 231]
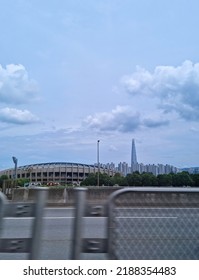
[97, 140, 100, 186]
[12, 156, 18, 180]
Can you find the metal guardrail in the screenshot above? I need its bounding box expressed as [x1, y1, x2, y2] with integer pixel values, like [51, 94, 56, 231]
[71, 188, 108, 259]
[0, 187, 48, 259]
[71, 187, 199, 260]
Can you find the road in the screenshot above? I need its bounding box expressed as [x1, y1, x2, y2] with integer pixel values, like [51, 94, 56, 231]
[0, 207, 199, 260]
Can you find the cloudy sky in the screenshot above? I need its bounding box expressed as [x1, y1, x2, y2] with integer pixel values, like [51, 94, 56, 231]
[0, 0, 199, 170]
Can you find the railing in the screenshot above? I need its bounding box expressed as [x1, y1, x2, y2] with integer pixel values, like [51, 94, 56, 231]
[1, 186, 199, 259]
[71, 187, 199, 260]
[0, 187, 48, 259]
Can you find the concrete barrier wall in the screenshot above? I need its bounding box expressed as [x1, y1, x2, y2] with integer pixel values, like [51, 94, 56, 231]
[12, 188, 29, 202]
[111, 192, 199, 207]
[11, 187, 199, 207]
[11, 187, 121, 205]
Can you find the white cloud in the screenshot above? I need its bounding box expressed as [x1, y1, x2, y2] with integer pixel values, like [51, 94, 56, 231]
[190, 126, 199, 133]
[122, 60, 199, 121]
[0, 107, 39, 124]
[108, 145, 118, 151]
[83, 105, 141, 132]
[142, 117, 169, 128]
[0, 64, 39, 104]
[83, 105, 169, 133]
[84, 60, 199, 134]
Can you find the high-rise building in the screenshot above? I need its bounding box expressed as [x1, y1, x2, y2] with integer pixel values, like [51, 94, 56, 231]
[118, 162, 129, 176]
[105, 139, 179, 176]
[131, 139, 138, 171]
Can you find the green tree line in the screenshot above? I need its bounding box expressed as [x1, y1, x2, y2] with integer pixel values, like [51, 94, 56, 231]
[1, 171, 199, 188]
[80, 171, 199, 187]
[0, 175, 29, 188]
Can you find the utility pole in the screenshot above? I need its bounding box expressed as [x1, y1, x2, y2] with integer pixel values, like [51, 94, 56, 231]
[97, 140, 100, 186]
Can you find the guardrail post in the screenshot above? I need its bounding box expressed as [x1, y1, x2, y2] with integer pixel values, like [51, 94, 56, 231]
[29, 187, 48, 259]
[71, 187, 87, 259]
[0, 192, 7, 233]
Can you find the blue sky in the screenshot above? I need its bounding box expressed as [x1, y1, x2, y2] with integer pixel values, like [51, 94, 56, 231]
[0, 0, 199, 169]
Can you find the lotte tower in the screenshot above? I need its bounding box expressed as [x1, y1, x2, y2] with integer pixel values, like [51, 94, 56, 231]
[131, 139, 138, 172]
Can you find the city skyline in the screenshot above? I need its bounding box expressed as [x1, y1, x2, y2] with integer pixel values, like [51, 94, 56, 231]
[0, 136, 196, 175]
[0, 1, 199, 170]
[104, 138, 179, 176]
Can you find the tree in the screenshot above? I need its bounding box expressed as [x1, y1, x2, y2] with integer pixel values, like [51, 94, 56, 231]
[81, 173, 97, 186]
[0, 175, 9, 188]
[81, 173, 115, 186]
[126, 172, 142, 186]
[141, 172, 158, 186]
[172, 172, 194, 186]
[157, 174, 172, 186]
[99, 173, 114, 186]
[16, 178, 29, 187]
[0, 174, 8, 180]
[190, 174, 199, 186]
[112, 173, 128, 186]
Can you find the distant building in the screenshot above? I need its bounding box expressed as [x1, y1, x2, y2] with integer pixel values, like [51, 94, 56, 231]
[180, 167, 199, 174]
[131, 138, 138, 172]
[118, 162, 130, 176]
[129, 139, 179, 175]
[0, 140, 182, 183]
[0, 162, 115, 185]
[129, 162, 179, 176]
[106, 139, 179, 176]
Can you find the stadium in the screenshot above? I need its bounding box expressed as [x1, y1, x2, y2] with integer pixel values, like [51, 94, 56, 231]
[0, 162, 115, 185]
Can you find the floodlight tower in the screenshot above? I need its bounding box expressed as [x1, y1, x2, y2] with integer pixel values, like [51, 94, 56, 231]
[12, 156, 18, 180]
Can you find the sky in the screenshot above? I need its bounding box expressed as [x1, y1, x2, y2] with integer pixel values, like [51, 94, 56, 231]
[0, 0, 199, 170]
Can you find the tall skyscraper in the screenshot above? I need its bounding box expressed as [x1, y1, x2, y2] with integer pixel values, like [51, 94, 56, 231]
[131, 139, 137, 171]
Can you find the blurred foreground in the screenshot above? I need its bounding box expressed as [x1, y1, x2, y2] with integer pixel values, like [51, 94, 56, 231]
[1, 187, 199, 260]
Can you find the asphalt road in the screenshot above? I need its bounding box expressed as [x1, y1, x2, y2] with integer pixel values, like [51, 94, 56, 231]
[0, 207, 199, 260]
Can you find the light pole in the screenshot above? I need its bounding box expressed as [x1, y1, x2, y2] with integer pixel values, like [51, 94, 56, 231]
[97, 140, 100, 186]
[12, 156, 18, 182]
